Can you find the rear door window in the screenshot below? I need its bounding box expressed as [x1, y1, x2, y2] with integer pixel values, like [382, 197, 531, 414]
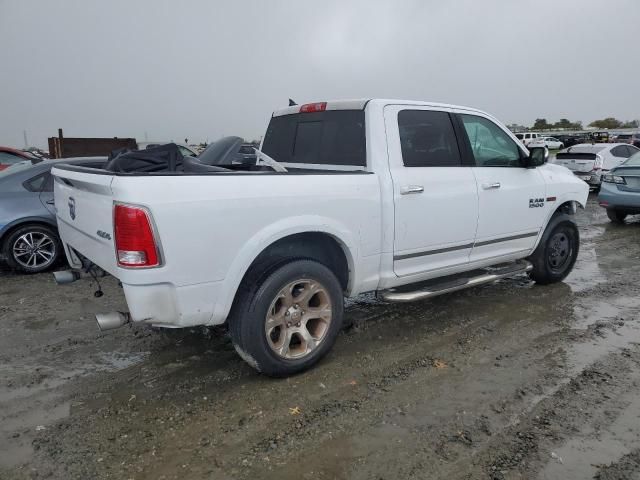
[262, 110, 366, 166]
[397, 110, 461, 167]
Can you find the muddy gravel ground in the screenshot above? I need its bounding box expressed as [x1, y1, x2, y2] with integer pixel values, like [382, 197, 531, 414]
[2, 197, 640, 480]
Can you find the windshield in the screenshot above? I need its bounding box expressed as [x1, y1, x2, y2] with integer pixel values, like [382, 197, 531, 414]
[623, 151, 640, 166]
[0, 161, 33, 177]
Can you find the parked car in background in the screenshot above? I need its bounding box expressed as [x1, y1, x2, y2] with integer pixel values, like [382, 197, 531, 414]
[529, 136, 564, 150]
[553, 143, 639, 190]
[52, 99, 588, 376]
[0, 157, 106, 273]
[237, 143, 258, 164]
[137, 142, 197, 157]
[598, 151, 640, 223]
[514, 132, 540, 145]
[590, 131, 610, 143]
[550, 135, 586, 149]
[0, 146, 42, 171]
[612, 133, 632, 144]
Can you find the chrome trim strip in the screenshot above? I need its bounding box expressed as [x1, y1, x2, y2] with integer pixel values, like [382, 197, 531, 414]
[473, 231, 539, 247]
[393, 231, 539, 261]
[394, 242, 474, 261]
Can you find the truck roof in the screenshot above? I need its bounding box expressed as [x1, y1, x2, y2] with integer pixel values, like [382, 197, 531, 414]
[272, 99, 489, 117]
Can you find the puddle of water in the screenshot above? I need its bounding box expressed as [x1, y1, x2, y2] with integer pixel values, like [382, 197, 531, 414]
[524, 296, 640, 413]
[564, 246, 606, 293]
[538, 391, 640, 480]
[95, 351, 148, 371]
[0, 350, 148, 469]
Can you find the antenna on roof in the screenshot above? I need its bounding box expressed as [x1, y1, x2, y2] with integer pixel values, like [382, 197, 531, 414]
[288, 99, 297, 106]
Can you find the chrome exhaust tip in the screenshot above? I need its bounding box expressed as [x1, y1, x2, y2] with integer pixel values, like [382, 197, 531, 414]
[53, 270, 81, 285]
[95, 311, 131, 331]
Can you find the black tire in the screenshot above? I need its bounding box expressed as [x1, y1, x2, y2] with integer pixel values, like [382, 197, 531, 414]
[2, 224, 62, 273]
[229, 259, 344, 377]
[527, 214, 579, 285]
[606, 208, 627, 224]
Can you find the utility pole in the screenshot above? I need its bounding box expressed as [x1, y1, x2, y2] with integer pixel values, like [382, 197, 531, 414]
[23, 130, 28, 149]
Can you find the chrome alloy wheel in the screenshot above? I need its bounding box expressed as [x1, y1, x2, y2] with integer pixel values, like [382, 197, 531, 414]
[12, 231, 57, 270]
[265, 279, 333, 359]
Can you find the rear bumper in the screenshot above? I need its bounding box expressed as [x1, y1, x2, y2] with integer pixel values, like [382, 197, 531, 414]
[598, 184, 640, 212]
[573, 172, 601, 187]
[122, 281, 223, 328]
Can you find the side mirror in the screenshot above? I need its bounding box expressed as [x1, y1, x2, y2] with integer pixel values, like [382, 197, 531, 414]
[526, 146, 548, 168]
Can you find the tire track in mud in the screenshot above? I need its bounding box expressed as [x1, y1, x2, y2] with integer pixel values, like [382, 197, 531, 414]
[24, 278, 630, 480]
[455, 347, 640, 480]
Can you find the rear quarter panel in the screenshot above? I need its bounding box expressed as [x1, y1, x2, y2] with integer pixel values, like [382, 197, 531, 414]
[109, 173, 383, 317]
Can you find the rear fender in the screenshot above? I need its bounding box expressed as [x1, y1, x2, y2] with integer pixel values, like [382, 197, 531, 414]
[0, 216, 57, 243]
[211, 215, 358, 324]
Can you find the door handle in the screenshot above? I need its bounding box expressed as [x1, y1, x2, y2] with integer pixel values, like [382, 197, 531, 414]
[481, 182, 501, 190]
[46, 200, 55, 205]
[400, 185, 424, 195]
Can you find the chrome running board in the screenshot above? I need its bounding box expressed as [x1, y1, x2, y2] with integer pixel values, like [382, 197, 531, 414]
[380, 260, 533, 303]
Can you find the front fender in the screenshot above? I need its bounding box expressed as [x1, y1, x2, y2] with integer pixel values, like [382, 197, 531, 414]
[531, 190, 587, 251]
[211, 215, 359, 323]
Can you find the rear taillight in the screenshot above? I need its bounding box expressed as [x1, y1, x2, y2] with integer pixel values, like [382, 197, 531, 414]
[114, 204, 160, 268]
[299, 102, 327, 113]
[593, 154, 603, 171]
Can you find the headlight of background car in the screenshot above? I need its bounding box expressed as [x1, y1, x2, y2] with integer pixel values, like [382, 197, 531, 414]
[602, 174, 626, 184]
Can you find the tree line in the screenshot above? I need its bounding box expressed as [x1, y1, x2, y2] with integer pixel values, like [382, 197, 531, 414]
[509, 117, 639, 132]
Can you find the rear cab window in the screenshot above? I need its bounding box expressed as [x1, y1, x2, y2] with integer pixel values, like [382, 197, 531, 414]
[261, 110, 366, 168]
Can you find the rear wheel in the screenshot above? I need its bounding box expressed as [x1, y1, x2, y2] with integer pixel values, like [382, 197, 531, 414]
[230, 259, 344, 377]
[606, 208, 627, 224]
[527, 214, 579, 285]
[2, 224, 61, 273]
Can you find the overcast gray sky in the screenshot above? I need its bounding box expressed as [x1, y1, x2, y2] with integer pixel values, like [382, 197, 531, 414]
[1, 0, 638, 148]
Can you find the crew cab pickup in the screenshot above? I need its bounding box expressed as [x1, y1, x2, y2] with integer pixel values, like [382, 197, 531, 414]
[52, 99, 589, 376]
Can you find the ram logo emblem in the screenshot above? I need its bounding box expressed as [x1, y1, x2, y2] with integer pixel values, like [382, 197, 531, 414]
[68, 197, 76, 220]
[529, 198, 545, 208]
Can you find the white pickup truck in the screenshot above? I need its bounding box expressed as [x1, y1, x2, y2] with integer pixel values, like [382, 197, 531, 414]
[52, 99, 589, 376]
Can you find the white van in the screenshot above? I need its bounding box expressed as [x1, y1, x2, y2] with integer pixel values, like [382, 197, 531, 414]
[515, 132, 540, 146]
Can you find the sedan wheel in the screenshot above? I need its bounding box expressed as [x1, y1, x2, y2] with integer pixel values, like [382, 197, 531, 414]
[3, 225, 61, 273]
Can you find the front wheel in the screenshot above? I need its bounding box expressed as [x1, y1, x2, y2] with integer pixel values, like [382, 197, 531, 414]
[606, 208, 627, 224]
[527, 214, 579, 285]
[2, 224, 62, 273]
[230, 259, 344, 377]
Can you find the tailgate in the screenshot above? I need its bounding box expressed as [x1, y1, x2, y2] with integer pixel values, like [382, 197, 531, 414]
[52, 166, 118, 275]
[554, 152, 597, 173]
